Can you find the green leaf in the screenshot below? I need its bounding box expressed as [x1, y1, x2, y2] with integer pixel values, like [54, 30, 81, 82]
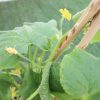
[88, 92, 100, 100]
[0, 20, 59, 53]
[18, 67, 40, 100]
[0, 50, 19, 69]
[86, 43, 100, 58]
[0, 80, 11, 100]
[24, 20, 58, 38]
[53, 92, 74, 100]
[60, 49, 100, 98]
[91, 31, 100, 43]
[0, 72, 14, 100]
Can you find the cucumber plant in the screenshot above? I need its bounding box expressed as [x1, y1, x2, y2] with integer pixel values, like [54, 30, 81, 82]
[0, 0, 100, 100]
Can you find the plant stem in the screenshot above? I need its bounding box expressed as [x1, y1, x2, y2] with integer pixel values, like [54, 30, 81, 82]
[17, 53, 31, 63]
[38, 50, 46, 65]
[60, 17, 64, 36]
[48, 33, 67, 61]
[26, 62, 52, 100]
[26, 88, 39, 100]
[28, 44, 33, 68]
[32, 47, 38, 65]
[77, 11, 100, 49]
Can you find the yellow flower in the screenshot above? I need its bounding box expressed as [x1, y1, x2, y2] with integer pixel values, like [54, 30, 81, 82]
[59, 8, 71, 21]
[5, 47, 17, 55]
[11, 67, 21, 75]
[11, 87, 16, 99]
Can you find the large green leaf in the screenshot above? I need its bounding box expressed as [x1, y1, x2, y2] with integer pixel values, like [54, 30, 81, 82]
[0, 20, 59, 53]
[60, 49, 100, 98]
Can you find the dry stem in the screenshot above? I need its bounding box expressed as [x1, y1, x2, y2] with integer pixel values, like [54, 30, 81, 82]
[77, 11, 100, 49]
[52, 0, 100, 61]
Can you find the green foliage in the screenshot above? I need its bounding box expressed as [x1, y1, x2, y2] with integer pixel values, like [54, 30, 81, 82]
[0, 79, 11, 100]
[52, 92, 74, 100]
[0, 72, 14, 100]
[50, 62, 64, 92]
[0, 19, 60, 100]
[60, 49, 100, 98]
[0, 20, 59, 53]
[91, 31, 100, 43]
[0, 50, 19, 69]
[18, 67, 40, 100]
[88, 92, 100, 100]
[86, 43, 100, 58]
[0, 0, 100, 100]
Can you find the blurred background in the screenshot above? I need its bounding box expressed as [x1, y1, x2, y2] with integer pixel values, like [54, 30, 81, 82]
[0, 0, 90, 30]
